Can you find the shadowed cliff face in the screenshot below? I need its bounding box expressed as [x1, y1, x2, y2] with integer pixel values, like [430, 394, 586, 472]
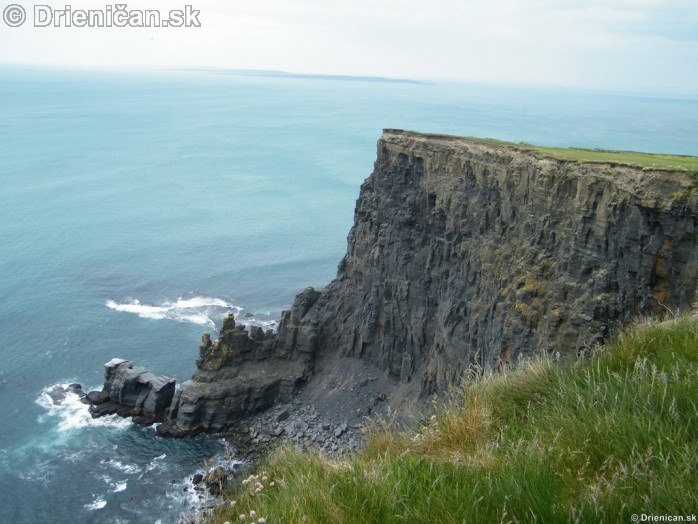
[150, 130, 698, 435]
[288, 130, 698, 396]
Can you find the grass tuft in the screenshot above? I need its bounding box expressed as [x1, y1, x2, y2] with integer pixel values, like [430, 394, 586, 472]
[207, 315, 698, 523]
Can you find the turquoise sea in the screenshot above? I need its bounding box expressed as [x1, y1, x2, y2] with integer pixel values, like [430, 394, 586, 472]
[0, 65, 696, 523]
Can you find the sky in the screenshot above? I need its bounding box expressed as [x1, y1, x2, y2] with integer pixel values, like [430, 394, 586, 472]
[0, 0, 697, 93]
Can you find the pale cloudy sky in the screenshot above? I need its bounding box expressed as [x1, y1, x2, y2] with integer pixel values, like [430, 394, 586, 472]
[1, 0, 696, 92]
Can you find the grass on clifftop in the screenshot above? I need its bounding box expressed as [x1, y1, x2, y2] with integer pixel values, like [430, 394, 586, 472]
[208, 315, 698, 523]
[524, 144, 698, 174]
[412, 132, 698, 174]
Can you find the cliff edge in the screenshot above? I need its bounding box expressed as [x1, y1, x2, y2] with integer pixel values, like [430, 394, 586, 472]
[99, 130, 698, 436]
[297, 130, 697, 397]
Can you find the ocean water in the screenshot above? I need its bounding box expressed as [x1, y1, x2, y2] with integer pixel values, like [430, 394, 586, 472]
[0, 65, 696, 523]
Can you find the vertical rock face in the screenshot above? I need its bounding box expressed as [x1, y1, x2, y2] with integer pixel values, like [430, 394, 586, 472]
[287, 130, 698, 396]
[97, 130, 698, 435]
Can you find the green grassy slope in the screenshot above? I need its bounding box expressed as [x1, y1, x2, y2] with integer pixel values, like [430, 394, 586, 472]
[209, 315, 698, 523]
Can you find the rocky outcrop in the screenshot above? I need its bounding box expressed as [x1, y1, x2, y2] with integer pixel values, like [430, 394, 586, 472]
[156, 314, 308, 437]
[95, 130, 698, 435]
[88, 359, 176, 424]
[89, 308, 317, 435]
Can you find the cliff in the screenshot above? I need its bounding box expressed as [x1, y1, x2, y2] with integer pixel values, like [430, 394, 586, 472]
[294, 130, 698, 396]
[98, 130, 698, 436]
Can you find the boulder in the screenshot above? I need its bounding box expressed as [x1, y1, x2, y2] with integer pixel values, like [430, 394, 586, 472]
[46, 386, 67, 406]
[86, 390, 110, 405]
[88, 359, 176, 421]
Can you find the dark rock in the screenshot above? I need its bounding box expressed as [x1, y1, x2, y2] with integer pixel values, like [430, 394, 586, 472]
[132, 416, 155, 426]
[156, 421, 199, 438]
[67, 384, 85, 397]
[86, 390, 110, 405]
[90, 400, 119, 418]
[159, 312, 308, 437]
[192, 473, 203, 485]
[46, 386, 67, 406]
[116, 404, 133, 418]
[250, 325, 265, 341]
[104, 359, 176, 418]
[276, 408, 290, 422]
[86, 360, 176, 425]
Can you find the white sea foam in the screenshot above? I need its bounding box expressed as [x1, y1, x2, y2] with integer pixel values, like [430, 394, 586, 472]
[144, 453, 166, 473]
[167, 470, 215, 522]
[36, 384, 131, 432]
[169, 446, 245, 522]
[114, 481, 127, 493]
[173, 296, 231, 308]
[16, 458, 54, 483]
[85, 497, 107, 510]
[109, 460, 142, 475]
[105, 296, 240, 328]
[106, 295, 280, 332]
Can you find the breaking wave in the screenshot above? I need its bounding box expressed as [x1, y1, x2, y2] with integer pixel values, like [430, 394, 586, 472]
[105, 295, 279, 331]
[84, 497, 107, 510]
[169, 440, 242, 522]
[36, 384, 131, 433]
